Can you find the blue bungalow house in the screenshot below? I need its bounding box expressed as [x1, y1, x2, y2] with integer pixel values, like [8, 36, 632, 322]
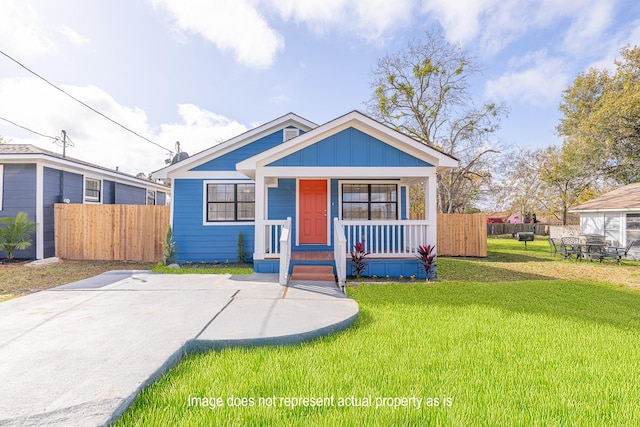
[152, 111, 457, 286]
[0, 144, 170, 260]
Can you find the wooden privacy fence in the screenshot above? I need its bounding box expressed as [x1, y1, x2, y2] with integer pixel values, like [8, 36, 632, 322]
[437, 213, 487, 257]
[55, 204, 170, 262]
[487, 223, 548, 236]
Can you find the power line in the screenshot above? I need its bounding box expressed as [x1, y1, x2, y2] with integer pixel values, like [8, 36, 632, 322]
[0, 49, 173, 154]
[0, 115, 59, 141]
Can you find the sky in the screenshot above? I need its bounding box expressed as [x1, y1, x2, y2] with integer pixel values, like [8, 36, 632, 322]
[1, 0, 640, 176]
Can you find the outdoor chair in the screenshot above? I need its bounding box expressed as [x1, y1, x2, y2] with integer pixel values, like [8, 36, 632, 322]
[560, 237, 581, 260]
[601, 240, 639, 264]
[547, 238, 562, 257]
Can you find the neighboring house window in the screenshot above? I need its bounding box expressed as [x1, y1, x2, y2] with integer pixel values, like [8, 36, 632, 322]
[0, 164, 3, 211]
[283, 128, 299, 141]
[206, 183, 255, 222]
[604, 214, 621, 246]
[627, 214, 640, 245]
[342, 184, 397, 220]
[147, 190, 156, 205]
[85, 178, 101, 203]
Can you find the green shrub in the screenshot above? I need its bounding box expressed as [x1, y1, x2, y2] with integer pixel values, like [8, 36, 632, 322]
[0, 212, 37, 260]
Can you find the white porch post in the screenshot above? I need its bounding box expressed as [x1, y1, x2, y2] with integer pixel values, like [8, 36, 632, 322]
[426, 174, 437, 246]
[253, 170, 266, 260]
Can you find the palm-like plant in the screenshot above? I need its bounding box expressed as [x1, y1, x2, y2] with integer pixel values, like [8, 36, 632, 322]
[417, 244, 437, 281]
[350, 241, 370, 279]
[0, 212, 37, 260]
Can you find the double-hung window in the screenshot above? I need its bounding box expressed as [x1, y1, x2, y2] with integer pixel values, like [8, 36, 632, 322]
[147, 190, 156, 206]
[342, 183, 397, 220]
[85, 178, 101, 203]
[206, 183, 255, 222]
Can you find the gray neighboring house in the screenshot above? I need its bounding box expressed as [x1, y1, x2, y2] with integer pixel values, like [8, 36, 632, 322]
[0, 144, 170, 260]
[570, 182, 640, 259]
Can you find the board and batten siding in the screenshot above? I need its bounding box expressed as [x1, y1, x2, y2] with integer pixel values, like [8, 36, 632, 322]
[0, 163, 37, 259]
[191, 129, 292, 171]
[172, 178, 254, 262]
[268, 127, 432, 167]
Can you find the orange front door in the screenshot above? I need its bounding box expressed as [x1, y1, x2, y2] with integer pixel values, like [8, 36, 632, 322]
[299, 180, 327, 244]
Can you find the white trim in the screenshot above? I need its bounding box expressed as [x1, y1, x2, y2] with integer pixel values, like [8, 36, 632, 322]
[337, 180, 401, 221]
[202, 179, 256, 226]
[166, 170, 250, 180]
[296, 178, 331, 247]
[152, 113, 318, 179]
[35, 163, 44, 259]
[571, 208, 640, 213]
[169, 178, 175, 226]
[257, 166, 436, 179]
[0, 164, 3, 211]
[83, 177, 103, 204]
[237, 111, 458, 174]
[0, 153, 169, 192]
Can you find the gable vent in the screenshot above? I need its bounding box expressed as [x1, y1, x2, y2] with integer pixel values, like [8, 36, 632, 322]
[283, 128, 300, 142]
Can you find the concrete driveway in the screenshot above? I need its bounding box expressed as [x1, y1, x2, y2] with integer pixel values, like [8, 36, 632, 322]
[0, 271, 358, 426]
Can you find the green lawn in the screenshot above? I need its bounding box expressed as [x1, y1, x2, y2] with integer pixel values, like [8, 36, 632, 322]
[114, 239, 640, 426]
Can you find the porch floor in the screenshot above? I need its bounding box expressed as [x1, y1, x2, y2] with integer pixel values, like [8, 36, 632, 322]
[291, 251, 333, 261]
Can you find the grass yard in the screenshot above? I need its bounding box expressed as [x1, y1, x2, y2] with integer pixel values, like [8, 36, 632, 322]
[0, 260, 155, 301]
[114, 239, 640, 426]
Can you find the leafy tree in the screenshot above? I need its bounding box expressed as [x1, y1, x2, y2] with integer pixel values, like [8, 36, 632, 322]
[0, 212, 37, 260]
[367, 31, 508, 213]
[495, 146, 597, 225]
[558, 45, 640, 184]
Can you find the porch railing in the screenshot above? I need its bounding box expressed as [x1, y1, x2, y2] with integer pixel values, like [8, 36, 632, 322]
[340, 219, 429, 258]
[278, 217, 292, 286]
[264, 219, 287, 258]
[333, 218, 347, 293]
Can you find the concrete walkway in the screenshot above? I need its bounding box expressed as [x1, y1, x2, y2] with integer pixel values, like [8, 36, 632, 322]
[0, 271, 358, 426]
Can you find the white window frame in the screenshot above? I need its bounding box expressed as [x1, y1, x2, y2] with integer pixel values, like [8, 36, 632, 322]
[147, 190, 156, 206]
[0, 164, 4, 211]
[84, 177, 102, 203]
[202, 180, 256, 226]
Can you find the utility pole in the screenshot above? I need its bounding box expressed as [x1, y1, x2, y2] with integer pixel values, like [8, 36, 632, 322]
[61, 130, 67, 158]
[54, 129, 73, 158]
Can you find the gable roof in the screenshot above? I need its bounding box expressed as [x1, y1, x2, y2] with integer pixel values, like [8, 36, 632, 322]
[152, 112, 317, 179]
[571, 182, 640, 212]
[236, 110, 458, 177]
[0, 144, 169, 191]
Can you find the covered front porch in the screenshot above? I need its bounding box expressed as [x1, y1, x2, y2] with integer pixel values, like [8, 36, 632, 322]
[250, 171, 438, 287]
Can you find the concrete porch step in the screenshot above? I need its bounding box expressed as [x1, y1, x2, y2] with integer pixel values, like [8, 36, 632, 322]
[290, 265, 335, 282]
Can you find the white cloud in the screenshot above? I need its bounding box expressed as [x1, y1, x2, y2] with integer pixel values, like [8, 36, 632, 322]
[0, 78, 247, 174]
[420, 0, 617, 57]
[57, 25, 90, 47]
[0, 0, 89, 57]
[150, 0, 285, 69]
[150, 0, 415, 68]
[0, 1, 56, 57]
[485, 51, 569, 107]
[265, 0, 414, 42]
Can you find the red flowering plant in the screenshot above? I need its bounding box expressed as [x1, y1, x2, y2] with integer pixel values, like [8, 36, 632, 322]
[350, 241, 370, 279]
[417, 244, 437, 281]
